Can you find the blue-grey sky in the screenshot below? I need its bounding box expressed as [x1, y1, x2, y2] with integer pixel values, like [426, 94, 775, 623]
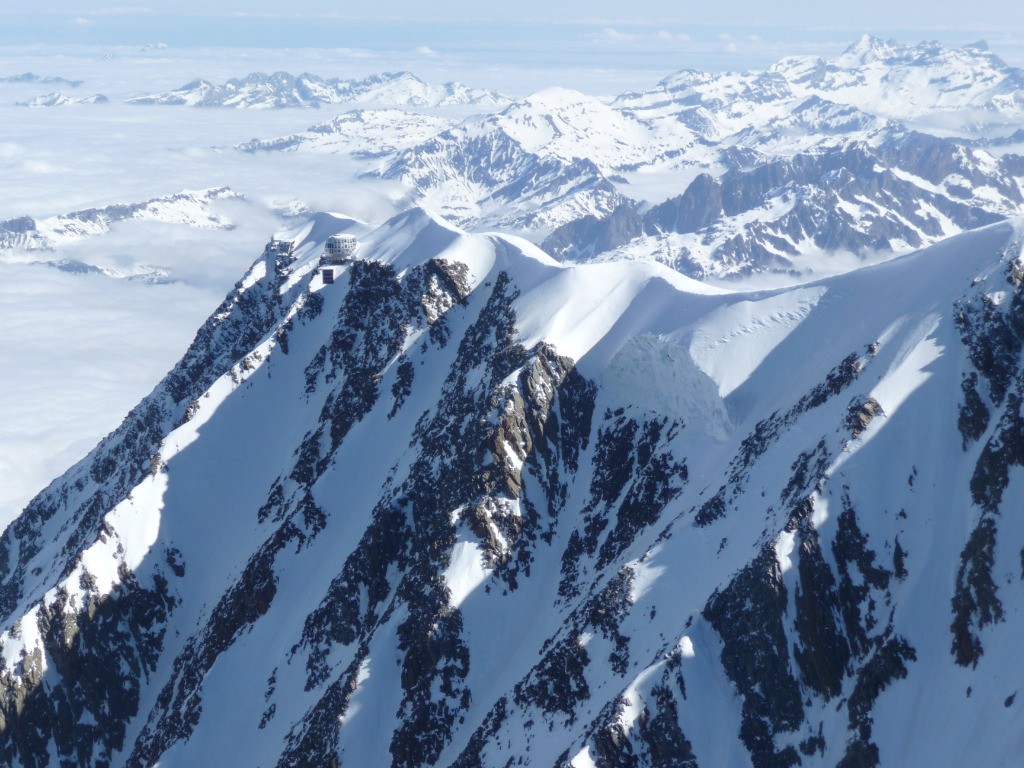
[7, 1, 1024, 42]
[2, 2, 1023, 90]
[10, 1, 1023, 25]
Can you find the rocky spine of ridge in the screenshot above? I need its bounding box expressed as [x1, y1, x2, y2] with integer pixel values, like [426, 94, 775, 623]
[1, 213, 1024, 767]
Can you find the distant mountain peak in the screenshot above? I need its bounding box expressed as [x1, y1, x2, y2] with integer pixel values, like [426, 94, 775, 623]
[838, 33, 901, 64]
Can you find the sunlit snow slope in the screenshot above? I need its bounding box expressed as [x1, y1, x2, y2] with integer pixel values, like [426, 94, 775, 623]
[2, 210, 1024, 768]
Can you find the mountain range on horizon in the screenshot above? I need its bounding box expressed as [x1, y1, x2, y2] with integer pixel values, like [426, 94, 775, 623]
[228, 35, 1024, 275]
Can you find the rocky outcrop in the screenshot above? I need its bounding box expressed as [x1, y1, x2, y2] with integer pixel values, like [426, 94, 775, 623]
[542, 137, 1020, 277]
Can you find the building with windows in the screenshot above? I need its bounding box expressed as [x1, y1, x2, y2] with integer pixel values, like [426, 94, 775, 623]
[323, 234, 358, 262]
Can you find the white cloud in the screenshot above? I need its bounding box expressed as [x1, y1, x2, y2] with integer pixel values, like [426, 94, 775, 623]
[414, 46, 438, 57]
[590, 27, 642, 44]
[592, 27, 697, 46]
[73, 16, 95, 25]
[718, 32, 738, 53]
[87, 6, 152, 14]
[19, 160, 62, 174]
[657, 30, 691, 43]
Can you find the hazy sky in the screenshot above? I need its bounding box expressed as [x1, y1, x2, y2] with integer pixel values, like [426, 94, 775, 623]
[5, 1, 1023, 66]
[9, 1, 1023, 26]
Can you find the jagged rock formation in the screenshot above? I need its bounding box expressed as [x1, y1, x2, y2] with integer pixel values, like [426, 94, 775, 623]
[542, 134, 1022, 277]
[2, 209, 1024, 768]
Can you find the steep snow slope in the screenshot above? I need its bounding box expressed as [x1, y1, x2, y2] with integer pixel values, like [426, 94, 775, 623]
[2, 210, 1024, 768]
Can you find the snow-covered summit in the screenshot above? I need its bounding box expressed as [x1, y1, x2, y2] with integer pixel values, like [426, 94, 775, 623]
[489, 87, 660, 172]
[832, 33, 903, 66]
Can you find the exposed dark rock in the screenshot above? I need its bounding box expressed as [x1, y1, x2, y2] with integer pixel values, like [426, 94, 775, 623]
[0, 566, 175, 768]
[729, 350, 869, 493]
[832, 501, 891, 656]
[597, 419, 687, 568]
[694, 487, 727, 527]
[893, 538, 908, 581]
[793, 514, 850, 700]
[958, 372, 991, 448]
[845, 396, 883, 439]
[704, 546, 803, 768]
[389, 357, 416, 418]
[541, 204, 644, 262]
[969, 392, 1024, 515]
[782, 439, 830, 507]
[560, 411, 685, 598]
[515, 632, 591, 721]
[586, 684, 699, 768]
[840, 635, 916, 766]
[129, 520, 294, 767]
[277, 644, 368, 768]
[955, 295, 1022, 405]
[451, 696, 509, 768]
[541, 136, 1012, 278]
[951, 517, 1003, 667]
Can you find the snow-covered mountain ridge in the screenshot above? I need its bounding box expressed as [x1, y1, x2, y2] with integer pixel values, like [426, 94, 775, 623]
[0, 188, 241, 251]
[543, 131, 1024, 277]
[15, 93, 108, 107]
[0, 73, 83, 87]
[616, 34, 1024, 134]
[237, 109, 455, 158]
[128, 70, 509, 109]
[3, 207, 1024, 767]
